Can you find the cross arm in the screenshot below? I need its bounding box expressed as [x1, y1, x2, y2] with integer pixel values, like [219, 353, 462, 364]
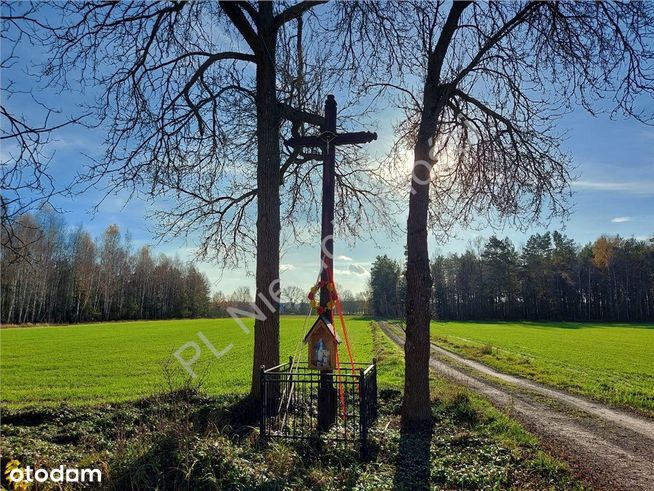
[333, 131, 378, 146]
[285, 135, 324, 148]
[286, 131, 378, 149]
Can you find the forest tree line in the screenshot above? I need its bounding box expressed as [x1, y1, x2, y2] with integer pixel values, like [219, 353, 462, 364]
[369, 232, 654, 322]
[209, 286, 370, 317]
[1, 212, 211, 324]
[1, 212, 371, 324]
[4, 214, 652, 324]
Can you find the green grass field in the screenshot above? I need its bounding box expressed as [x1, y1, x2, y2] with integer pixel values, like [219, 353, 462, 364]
[4, 317, 652, 415]
[0, 316, 383, 406]
[430, 321, 654, 414]
[1, 318, 581, 490]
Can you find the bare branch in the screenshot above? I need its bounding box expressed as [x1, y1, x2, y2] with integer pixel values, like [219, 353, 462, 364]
[219, 1, 260, 53]
[274, 1, 327, 31]
[278, 102, 325, 127]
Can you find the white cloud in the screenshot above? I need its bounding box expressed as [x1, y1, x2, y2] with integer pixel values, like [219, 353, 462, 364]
[348, 264, 368, 276]
[337, 255, 353, 261]
[280, 264, 296, 272]
[572, 180, 654, 195]
[611, 217, 633, 223]
[333, 264, 368, 277]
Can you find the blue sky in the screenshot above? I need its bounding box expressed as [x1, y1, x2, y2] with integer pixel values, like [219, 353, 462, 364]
[6, 103, 652, 296]
[2, 12, 653, 297]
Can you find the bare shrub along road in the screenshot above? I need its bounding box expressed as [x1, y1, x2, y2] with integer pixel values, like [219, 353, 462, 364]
[379, 322, 654, 491]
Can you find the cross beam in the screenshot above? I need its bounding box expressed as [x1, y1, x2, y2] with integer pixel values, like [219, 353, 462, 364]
[285, 131, 378, 148]
[286, 95, 377, 322]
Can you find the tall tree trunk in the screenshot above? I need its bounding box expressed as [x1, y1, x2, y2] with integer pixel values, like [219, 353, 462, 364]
[402, 1, 469, 428]
[7, 278, 17, 323]
[251, 3, 280, 400]
[403, 125, 435, 428]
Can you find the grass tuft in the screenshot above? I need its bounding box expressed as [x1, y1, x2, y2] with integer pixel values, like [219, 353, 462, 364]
[447, 392, 479, 425]
[479, 344, 494, 355]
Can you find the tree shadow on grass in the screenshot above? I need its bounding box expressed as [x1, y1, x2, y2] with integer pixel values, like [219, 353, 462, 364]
[190, 393, 260, 438]
[392, 423, 433, 491]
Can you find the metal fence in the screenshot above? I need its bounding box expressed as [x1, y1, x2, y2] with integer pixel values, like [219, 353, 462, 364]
[260, 358, 377, 456]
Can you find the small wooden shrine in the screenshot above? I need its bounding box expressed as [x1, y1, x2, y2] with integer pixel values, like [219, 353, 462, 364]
[304, 315, 341, 370]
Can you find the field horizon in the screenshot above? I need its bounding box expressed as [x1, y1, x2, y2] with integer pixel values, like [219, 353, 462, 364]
[0, 316, 380, 407]
[2, 316, 651, 414]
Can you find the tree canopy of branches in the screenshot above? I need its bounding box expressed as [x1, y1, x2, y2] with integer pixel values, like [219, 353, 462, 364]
[1, 212, 211, 324]
[30, 0, 395, 399]
[334, 1, 654, 428]
[1, 2, 86, 259]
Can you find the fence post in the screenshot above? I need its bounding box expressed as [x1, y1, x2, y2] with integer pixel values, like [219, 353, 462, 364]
[359, 368, 367, 459]
[286, 356, 294, 413]
[372, 358, 378, 420]
[259, 365, 266, 439]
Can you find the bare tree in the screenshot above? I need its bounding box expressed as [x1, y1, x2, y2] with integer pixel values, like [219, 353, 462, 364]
[230, 286, 254, 312]
[35, 1, 392, 399]
[1, 2, 86, 259]
[282, 284, 305, 313]
[335, 1, 654, 428]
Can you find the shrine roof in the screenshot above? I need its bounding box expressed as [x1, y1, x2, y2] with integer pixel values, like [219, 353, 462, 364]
[303, 314, 341, 344]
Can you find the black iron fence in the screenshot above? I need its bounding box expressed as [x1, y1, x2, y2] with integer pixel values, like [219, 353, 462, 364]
[260, 358, 377, 456]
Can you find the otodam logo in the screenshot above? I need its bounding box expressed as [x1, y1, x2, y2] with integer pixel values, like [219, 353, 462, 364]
[6, 463, 102, 485]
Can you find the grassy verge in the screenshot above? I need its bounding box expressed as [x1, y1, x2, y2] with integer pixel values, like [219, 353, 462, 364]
[428, 321, 654, 415]
[1, 321, 583, 489]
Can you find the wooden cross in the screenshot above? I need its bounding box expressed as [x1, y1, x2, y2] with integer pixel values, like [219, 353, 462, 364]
[286, 95, 377, 322]
[286, 95, 376, 431]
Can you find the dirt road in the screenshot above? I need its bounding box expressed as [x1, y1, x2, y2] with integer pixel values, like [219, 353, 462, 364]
[379, 322, 654, 491]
